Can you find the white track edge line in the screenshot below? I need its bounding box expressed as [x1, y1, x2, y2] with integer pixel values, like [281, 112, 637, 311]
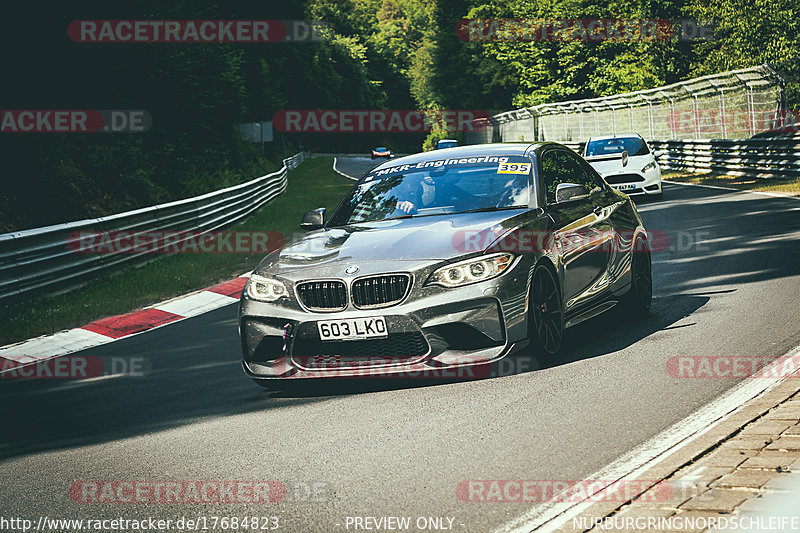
[497, 343, 800, 533]
[332, 156, 358, 180]
[664, 179, 800, 200]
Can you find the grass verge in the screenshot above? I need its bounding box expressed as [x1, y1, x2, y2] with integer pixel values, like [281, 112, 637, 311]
[0, 157, 354, 346]
[663, 171, 800, 196]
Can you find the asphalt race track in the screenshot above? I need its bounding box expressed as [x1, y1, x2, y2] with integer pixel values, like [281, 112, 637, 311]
[2, 163, 800, 531]
[335, 155, 385, 180]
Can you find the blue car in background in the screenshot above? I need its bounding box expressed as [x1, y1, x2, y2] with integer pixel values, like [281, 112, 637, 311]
[436, 139, 458, 149]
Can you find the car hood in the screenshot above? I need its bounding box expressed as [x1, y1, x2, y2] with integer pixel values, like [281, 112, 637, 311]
[588, 153, 654, 175]
[255, 209, 530, 276]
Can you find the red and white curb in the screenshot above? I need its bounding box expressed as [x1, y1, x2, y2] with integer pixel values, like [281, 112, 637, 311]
[0, 273, 250, 375]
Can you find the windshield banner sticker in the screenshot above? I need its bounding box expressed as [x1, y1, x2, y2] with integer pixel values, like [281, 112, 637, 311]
[370, 155, 532, 179]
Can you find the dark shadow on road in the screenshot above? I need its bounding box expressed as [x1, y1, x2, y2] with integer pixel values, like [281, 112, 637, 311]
[0, 305, 332, 461]
[640, 182, 800, 292]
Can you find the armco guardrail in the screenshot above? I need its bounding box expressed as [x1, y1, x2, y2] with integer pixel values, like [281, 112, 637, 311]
[283, 151, 305, 170]
[648, 137, 800, 177]
[562, 142, 584, 154]
[0, 151, 307, 303]
[491, 138, 800, 180]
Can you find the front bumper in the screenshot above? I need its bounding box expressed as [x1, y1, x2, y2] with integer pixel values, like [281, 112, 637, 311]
[602, 168, 662, 196]
[239, 263, 531, 379]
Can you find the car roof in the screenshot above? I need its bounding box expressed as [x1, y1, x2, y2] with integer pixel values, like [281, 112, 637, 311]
[371, 143, 544, 171]
[586, 133, 644, 141]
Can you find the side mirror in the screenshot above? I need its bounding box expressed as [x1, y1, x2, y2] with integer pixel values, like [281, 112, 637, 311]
[300, 208, 326, 230]
[555, 183, 589, 203]
[621, 150, 629, 167]
[653, 150, 664, 158]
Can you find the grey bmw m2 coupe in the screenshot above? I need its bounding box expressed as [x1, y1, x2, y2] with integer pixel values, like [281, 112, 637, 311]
[239, 143, 652, 384]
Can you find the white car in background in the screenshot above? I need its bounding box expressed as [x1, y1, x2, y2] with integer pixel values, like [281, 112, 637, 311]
[582, 134, 662, 198]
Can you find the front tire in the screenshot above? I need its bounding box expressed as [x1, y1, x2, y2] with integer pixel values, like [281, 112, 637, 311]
[529, 264, 564, 356]
[621, 237, 652, 313]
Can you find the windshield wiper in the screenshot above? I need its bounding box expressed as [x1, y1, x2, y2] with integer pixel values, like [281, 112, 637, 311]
[379, 213, 416, 221]
[457, 206, 526, 214]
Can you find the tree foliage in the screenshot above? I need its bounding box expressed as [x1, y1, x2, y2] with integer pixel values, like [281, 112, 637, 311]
[1, 0, 797, 231]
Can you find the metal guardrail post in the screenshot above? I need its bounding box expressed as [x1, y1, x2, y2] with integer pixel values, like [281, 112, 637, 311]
[720, 90, 727, 138]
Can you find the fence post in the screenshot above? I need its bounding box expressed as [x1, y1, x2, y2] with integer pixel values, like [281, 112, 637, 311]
[611, 107, 616, 135]
[747, 87, 756, 137]
[628, 103, 634, 133]
[594, 108, 600, 138]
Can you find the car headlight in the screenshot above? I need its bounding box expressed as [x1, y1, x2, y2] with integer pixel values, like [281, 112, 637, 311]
[427, 253, 515, 288]
[246, 274, 288, 302]
[641, 161, 657, 173]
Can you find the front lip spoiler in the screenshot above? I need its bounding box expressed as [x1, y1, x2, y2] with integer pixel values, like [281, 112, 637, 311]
[242, 340, 527, 380]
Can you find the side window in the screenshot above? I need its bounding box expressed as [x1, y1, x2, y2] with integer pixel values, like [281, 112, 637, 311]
[540, 149, 587, 204]
[540, 149, 604, 204]
[574, 157, 606, 193]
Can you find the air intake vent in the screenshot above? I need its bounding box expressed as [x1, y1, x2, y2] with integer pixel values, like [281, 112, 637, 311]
[351, 274, 410, 308]
[604, 173, 645, 184]
[293, 331, 428, 362]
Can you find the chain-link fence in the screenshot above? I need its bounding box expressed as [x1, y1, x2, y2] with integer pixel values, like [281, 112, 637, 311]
[467, 64, 787, 144]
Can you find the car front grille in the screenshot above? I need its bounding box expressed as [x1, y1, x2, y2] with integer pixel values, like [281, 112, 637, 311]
[296, 280, 348, 311]
[604, 173, 645, 184]
[351, 274, 410, 308]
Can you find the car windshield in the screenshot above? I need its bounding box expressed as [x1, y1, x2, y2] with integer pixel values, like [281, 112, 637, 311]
[327, 154, 532, 226]
[375, 147, 387, 151]
[585, 137, 650, 157]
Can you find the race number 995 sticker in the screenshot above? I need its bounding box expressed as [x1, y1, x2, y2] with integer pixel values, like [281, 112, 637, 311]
[497, 162, 531, 174]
